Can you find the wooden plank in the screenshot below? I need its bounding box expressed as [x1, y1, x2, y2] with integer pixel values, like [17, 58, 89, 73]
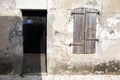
[73, 8, 85, 53]
[73, 8, 85, 14]
[85, 9, 97, 54]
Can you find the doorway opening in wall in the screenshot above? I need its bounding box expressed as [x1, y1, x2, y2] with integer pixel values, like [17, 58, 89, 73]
[22, 10, 47, 74]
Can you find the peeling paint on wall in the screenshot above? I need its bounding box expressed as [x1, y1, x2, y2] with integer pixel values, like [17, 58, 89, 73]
[0, 0, 120, 75]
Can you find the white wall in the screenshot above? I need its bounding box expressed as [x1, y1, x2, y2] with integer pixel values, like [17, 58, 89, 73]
[16, 0, 47, 9]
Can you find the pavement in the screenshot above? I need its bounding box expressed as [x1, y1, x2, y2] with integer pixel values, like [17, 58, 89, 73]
[0, 75, 120, 80]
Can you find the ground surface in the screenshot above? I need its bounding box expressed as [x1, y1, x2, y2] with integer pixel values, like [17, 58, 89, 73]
[0, 75, 120, 80]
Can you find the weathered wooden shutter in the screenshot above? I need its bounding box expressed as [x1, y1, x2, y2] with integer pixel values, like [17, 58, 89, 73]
[85, 9, 97, 54]
[72, 8, 98, 54]
[73, 8, 85, 53]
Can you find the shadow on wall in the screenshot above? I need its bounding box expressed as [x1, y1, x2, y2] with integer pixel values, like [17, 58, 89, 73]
[0, 16, 23, 75]
[52, 60, 120, 75]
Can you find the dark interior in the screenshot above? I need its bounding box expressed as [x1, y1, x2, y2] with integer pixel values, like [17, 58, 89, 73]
[22, 10, 47, 73]
[22, 10, 47, 53]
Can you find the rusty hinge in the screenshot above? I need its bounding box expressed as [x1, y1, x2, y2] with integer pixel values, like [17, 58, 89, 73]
[87, 39, 99, 42]
[71, 12, 84, 15]
[86, 11, 99, 15]
[72, 11, 99, 15]
[70, 43, 83, 47]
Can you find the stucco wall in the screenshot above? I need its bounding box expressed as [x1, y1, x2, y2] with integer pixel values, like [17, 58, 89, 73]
[0, 0, 23, 74]
[47, 0, 120, 74]
[0, 0, 120, 75]
[16, 0, 47, 9]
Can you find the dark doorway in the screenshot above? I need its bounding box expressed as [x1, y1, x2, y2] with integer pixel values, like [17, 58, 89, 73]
[22, 10, 47, 73]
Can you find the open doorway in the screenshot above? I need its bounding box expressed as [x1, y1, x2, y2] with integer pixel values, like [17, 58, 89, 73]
[22, 10, 47, 74]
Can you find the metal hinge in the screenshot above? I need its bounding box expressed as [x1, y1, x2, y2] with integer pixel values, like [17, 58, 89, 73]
[87, 39, 99, 42]
[70, 43, 83, 47]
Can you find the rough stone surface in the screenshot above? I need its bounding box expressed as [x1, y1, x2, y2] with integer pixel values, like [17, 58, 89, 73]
[47, 0, 120, 75]
[0, 10, 23, 74]
[0, 75, 120, 80]
[0, 0, 120, 76]
[0, 0, 16, 9]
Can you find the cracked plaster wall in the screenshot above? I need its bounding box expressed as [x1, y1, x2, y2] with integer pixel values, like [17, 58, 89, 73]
[0, 0, 120, 75]
[47, 0, 120, 74]
[0, 0, 23, 74]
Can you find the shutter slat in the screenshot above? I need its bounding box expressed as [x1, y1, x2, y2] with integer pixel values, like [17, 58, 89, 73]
[73, 8, 85, 53]
[85, 9, 97, 54]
